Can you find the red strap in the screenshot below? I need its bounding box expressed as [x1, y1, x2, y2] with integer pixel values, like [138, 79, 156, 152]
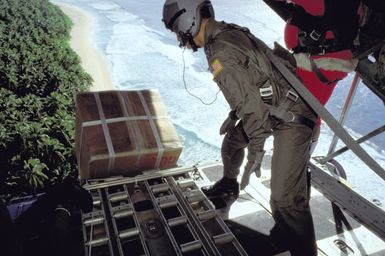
[290, 0, 325, 15]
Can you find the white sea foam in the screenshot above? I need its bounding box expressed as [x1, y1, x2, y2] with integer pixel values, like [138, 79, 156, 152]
[88, 2, 119, 11]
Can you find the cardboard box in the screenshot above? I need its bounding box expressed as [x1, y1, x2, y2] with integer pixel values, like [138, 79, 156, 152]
[75, 90, 183, 179]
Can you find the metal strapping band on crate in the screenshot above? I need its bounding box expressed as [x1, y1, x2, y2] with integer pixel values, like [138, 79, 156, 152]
[117, 91, 142, 170]
[78, 113, 86, 178]
[81, 115, 170, 127]
[137, 90, 165, 169]
[79, 107, 170, 173]
[95, 93, 115, 176]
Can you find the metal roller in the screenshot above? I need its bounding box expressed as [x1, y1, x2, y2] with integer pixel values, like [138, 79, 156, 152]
[150, 183, 170, 193]
[109, 192, 128, 203]
[83, 166, 194, 191]
[177, 179, 195, 189]
[197, 209, 216, 221]
[213, 233, 234, 245]
[85, 237, 109, 247]
[113, 207, 133, 219]
[118, 227, 140, 239]
[180, 240, 202, 253]
[92, 198, 102, 207]
[157, 195, 178, 209]
[83, 215, 104, 226]
[167, 216, 187, 227]
[184, 189, 205, 203]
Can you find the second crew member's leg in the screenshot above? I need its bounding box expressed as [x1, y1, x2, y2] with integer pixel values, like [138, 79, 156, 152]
[202, 122, 249, 197]
[269, 122, 317, 256]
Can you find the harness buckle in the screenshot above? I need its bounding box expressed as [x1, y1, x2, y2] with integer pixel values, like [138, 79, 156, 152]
[313, 45, 326, 56]
[288, 111, 295, 122]
[286, 90, 298, 102]
[310, 30, 321, 41]
[298, 31, 307, 39]
[260, 85, 273, 98]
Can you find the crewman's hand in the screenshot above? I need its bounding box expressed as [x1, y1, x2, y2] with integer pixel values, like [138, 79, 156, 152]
[240, 151, 265, 190]
[219, 110, 238, 135]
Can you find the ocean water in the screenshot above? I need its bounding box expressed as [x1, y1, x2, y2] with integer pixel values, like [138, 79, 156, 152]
[53, 0, 385, 207]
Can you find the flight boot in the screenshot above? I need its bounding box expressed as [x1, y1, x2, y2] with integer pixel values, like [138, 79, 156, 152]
[268, 225, 291, 255]
[201, 177, 239, 198]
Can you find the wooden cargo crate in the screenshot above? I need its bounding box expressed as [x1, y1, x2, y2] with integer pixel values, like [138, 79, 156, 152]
[75, 90, 183, 179]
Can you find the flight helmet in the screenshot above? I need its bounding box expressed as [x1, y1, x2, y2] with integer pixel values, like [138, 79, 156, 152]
[162, 0, 214, 51]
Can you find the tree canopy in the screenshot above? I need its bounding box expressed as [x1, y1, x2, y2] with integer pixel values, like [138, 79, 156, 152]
[0, 0, 92, 200]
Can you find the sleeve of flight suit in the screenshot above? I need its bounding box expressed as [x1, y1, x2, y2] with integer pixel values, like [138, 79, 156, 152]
[208, 41, 272, 157]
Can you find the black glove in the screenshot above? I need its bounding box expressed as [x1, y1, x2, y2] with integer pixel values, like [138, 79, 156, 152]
[290, 5, 327, 48]
[240, 151, 265, 190]
[219, 110, 238, 135]
[273, 42, 297, 67]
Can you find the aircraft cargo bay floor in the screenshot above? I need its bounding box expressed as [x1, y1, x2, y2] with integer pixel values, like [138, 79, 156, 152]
[197, 163, 385, 256]
[9, 162, 385, 256]
[79, 161, 385, 256]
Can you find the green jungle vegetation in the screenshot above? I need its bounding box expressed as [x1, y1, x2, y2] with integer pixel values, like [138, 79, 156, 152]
[0, 0, 92, 200]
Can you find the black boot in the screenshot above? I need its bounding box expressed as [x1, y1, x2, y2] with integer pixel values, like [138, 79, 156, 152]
[201, 177, 239, 197]
[268, 224, 291, 255]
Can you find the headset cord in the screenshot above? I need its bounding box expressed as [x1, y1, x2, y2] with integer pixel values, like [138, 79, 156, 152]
[182, 47, 221, 105]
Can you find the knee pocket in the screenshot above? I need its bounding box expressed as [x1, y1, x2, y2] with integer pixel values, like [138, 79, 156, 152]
[222, 135, 247, 156]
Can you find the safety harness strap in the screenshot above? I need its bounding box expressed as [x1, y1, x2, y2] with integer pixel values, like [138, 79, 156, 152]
[207, 24, 315, 130]
[269, 87, 314, 130]
[293, 115, 316, 130]
[293, 38, 336, 56]
[267, 105, 315, 130]
[309, 58, 340, 85]
[265, 44, 385, 180]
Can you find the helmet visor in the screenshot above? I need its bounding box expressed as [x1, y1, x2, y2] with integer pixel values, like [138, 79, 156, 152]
[163, 3, 186, 33]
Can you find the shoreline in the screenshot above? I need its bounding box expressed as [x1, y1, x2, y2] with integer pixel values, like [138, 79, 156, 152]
[56, 3, 117, 91]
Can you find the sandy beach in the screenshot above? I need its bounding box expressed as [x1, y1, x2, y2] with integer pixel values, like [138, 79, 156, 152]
[57, 3, 117, 91]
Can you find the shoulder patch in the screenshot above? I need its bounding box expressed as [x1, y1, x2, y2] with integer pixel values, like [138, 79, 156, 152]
[209, 59, 223, 78]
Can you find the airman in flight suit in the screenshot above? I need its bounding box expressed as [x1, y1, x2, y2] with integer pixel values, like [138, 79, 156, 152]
[163, 1, 317, 255]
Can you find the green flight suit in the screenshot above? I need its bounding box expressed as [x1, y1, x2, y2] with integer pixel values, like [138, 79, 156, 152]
[203, 18, 317, 256]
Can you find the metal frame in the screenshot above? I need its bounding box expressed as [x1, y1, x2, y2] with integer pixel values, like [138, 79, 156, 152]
[355, 41, 385, 103]
[309, 159, 385, 239]
[82, 189, 115, 256]
[81, 169, 248, 256]
[106, 184, 150, 256]
[167, 174, 248, 256]
[265, 46, 385, 241]
[323, 73, 385, 164]
[321, 124, 385, 164]
[144, 178, 210, 255]
[83, 166, 196, 191]
[326, 73, 361, 157]
[267, 48, 385, 180]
